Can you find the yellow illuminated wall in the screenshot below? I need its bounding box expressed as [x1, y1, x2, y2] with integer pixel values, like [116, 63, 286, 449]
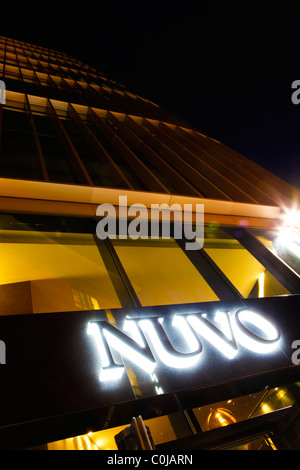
[0, 231, 121, 314]
[203, 237, 289, 298]
[112, 238, 219, 306]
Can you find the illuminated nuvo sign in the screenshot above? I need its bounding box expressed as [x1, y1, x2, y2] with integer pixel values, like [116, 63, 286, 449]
[87, 308, 281, 383]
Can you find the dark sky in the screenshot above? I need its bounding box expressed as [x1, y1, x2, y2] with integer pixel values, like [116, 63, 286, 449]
[2, 2, 300, 188]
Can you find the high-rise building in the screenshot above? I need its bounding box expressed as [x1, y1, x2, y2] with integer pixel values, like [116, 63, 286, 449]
[0, 35, 300, 450]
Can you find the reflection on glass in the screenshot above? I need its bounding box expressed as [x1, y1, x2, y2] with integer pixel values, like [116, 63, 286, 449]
[47, 412, 193, 450]
[231, 435, 278, 450]
[112, 238, 219, 306]
[0, 230, 121, 314]
[207, 408, 236, 429]
[250, 228, 300, 277]
[251, 383, 300, 418]
[202, 226, 290, 298]
[192, 390, 266, 432]
[0, 109, 41, 180]
[192, 382, 300, 434]
[48, 384, 300, 450]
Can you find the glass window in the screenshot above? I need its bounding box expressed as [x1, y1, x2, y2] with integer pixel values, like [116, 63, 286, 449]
[191, 382, 300, 433]
[0, 225, 121, 314]
[104, 119, 181, 194]
[47, 412, 192, 450]
[63, 118, 129, 189]
[111, 238, 219, 306]
[86, 120, 148, 191]
[249, 227, 300, 277]
[202, 226, 290, 298]
[33, 114, 78, 184]
[0, 109, 41, 180]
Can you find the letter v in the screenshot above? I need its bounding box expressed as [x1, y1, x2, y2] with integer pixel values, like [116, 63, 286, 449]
[187, 311, 238, 359]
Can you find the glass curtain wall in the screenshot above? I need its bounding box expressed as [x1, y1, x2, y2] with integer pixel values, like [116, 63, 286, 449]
[0, 215, 298, 317]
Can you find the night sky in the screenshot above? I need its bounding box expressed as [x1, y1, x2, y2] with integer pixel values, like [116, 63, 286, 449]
[2, 2, 300, 188]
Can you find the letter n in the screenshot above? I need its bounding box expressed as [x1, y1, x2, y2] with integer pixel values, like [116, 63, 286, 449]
[87, 321, 156, 381]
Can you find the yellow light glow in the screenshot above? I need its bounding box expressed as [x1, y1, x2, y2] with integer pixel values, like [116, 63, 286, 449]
[258, 272, 265, 298]
[207, 408, 236, 430]
[261, 403, 272, 414]
[277, 389, 286, 400]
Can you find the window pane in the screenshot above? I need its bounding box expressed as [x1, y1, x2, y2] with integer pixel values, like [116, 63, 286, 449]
[63, 119, 129, 189]
[0, 230, 121, 314]
[33, 114, 78, 184]
[48, 412, 192, 450]
[249, 228, 300, 276]
[86, 120, 147, 190]
[0, 109, 40, 180]
[191, 382, 300, 436]
[111, 238, 219, 306]
[202, 227, 290, 298]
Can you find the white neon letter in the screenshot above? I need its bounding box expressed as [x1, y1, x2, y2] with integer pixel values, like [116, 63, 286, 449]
[187, 311, 238, 359]
[87, 321, 156, 382]
[138, 317, 202, 369]
[232, 309, 281, 354]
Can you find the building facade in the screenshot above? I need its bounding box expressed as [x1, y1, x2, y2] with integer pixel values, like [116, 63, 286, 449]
[0, 35, 300, 450]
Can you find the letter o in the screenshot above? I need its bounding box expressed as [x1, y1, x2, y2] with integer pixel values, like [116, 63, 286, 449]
[233, 309, 281, 354]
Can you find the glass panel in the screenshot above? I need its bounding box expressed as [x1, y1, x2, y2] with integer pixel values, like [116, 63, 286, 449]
[230, 435, 278, 450]
[105, 119, 179, 194]
[86, 120, 148, 190]
[48, 383, 300, 450]
[47, 412, 192, 450]
[63, 118, 128, 189]
[0, 228, 121, 314]
[283, 413, 300, 449]
[0, 109, 40, 180]
[33, 114, 78, 184]
[249, 227, 300, 276]
[192, 390, 266, 432]
[251, 382, 300, 418]
[202, 226, 290, 298]
[112, 238, 219, 306]
[192, 382, 300, 433]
